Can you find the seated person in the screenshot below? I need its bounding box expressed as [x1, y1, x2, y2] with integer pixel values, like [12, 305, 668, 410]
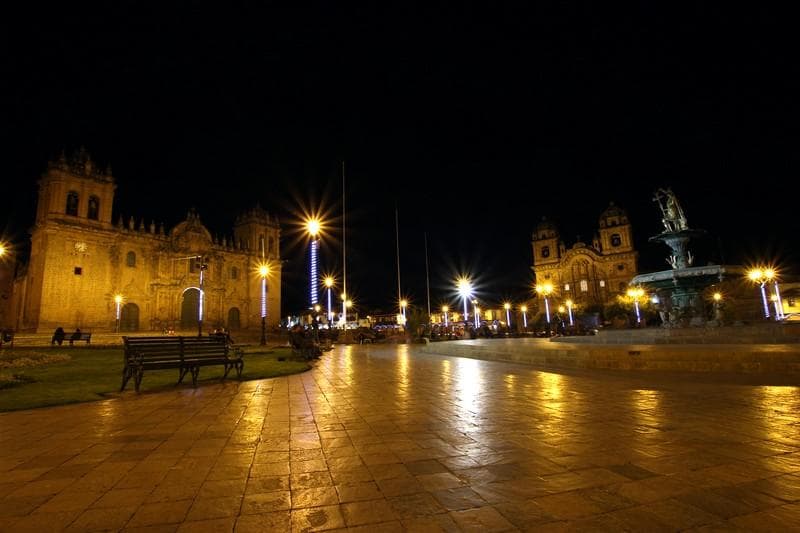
[51, 327, 66, 346]
[69, 328, 82, 345]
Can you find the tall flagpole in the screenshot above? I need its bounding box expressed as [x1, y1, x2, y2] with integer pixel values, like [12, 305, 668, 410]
[395, 206, 402, 318]
[424, 232, 431, 318]
[341, 161, 347, 329]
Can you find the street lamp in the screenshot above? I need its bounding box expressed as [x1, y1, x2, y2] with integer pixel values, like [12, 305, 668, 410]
[626, 287, 645, 325]
[504, 302, 511, 329]
[306, 218, 321, 309]
[457, 277, 472, 326]
[748, 267, 775, 319]
[400, 299, 408, 326]
[565, 299, 574, 326]
[535, 282, 553, 332]
[521, 305, 528, 330]
[472, 300, 479, 329]
[258, 263, 270, 345]
[442, 305, 449, 327]
[114, 294, 123, 333]
[324, 276, 335, 326]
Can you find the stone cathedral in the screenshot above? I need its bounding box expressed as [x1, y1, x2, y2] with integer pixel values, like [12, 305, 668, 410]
[531, 202, 638, 308]
[7, 149, 282, 334]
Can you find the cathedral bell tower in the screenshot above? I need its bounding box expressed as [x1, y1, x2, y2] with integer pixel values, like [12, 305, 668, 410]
[35, 148, 116, 229]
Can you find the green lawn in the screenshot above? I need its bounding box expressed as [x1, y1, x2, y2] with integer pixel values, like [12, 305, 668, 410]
[0, 345, 310, 412]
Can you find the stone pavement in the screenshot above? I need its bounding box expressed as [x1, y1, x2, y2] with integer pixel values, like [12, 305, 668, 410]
[1, 343, 800, 531]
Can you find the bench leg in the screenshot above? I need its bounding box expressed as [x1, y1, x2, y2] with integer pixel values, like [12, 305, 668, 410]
[190, 366, 200, 388]
[134, 368, 144, 393]
[121, 367, 133, 392]
[178, 367, 190, 384]
[235, 360, 243, 379]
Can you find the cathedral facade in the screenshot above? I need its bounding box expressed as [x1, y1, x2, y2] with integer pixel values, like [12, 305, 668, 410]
[531, 202, 638, 309]
[7, 150, 282, 334]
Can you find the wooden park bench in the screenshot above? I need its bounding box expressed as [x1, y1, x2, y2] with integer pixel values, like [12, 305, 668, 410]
[0, 330, 13, 348]
[68, 331, 92, 345]
[122, 335, 244, 392]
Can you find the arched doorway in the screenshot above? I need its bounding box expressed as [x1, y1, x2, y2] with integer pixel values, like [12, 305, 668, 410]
[181, 288, 200, 329]
[120, 303, 140, 332]
[227, 307, 241, 330]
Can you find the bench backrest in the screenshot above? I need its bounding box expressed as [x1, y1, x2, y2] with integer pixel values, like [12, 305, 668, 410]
[123, 336, 229, 363]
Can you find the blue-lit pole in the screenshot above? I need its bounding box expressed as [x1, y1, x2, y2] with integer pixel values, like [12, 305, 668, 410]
[521, 306, 528, 329]
[566, 299, 574, 326]
[774, 282, 784, 320]
[309, 239, 319, 307]
[473, 301, 479, 329]
[504, 303, 511, 329]
[198, 256, 206, 337]
[443, 306, 449, 327]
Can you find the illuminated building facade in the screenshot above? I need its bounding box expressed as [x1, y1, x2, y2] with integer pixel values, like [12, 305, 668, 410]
[6, 150, 282, 333]
[531, 202, 638, 309]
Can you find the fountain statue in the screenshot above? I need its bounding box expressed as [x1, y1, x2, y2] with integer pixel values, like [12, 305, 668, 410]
[630, 187, 744, 327]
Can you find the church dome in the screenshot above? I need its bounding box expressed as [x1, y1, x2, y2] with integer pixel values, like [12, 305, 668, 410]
[598, 202, 628, 228]
[534, 216, 559, 240]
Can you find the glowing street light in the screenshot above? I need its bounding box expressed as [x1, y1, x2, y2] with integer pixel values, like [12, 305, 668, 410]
[400, 299, 408, 326]
[520, 305, 528, 329]
[114, 294, 123, 333]
[535, 282, 554, 330]
[0, 243, 6, 258]
[324, 276, 335, 326]
[306, 218, 321, 309]
[626, 287, 645, 325]
[504, 302, 511, 328]
[748, 267, 776, 319]
[565, 299, 574, 326]
[457, 277, 472, 325]
[442, 305, 449, 327]
[258, 263, 270, 345]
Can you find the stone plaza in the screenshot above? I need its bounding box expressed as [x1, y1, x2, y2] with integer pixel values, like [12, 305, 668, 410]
[1, 341, 799, 531]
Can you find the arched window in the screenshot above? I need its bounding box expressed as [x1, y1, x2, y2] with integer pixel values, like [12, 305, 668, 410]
[269, 236, 275, 254]
[611, 233, 622, 247]
[126, 251, 136, 267]
[580, 280, 588, 292]
[88, 195, 100, 220]
[230, 266, 239, 280]
[541, 246, 550, 258]
[66, 191, 79, 216]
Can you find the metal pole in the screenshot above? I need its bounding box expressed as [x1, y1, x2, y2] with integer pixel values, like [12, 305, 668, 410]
[774, 282, 784, 320]
[260, 276, 267, 345]
[760, 283, 770, 319]
[198, 258, 205, 336]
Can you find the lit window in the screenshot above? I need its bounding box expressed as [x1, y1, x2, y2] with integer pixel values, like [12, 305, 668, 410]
[564, 284, 570, 291]
[599, 280, 606, 287]
[580, 280, 588, 292]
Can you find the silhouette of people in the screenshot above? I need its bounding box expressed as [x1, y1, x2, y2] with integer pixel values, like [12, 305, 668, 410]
[69, 328, 82, 346]
[51, 327, 65, 346]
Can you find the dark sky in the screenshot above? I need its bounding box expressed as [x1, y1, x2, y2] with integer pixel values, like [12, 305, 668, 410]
[4, 4, 799, 315]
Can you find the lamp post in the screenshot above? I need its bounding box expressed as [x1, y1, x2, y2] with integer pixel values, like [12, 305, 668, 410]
[521, 305, 528, 330]
[258, 263, 269, 345]
[457, 277, 472, 326]
[400, 299, 408, 327]
[306, 218, 321, 310]
[748, 267, 775, 319]
[626, 287, 645, 325]
[197, 255, 207, 336]
[114, 294, 123, 333]
[472, 300, 479, 329]
[324, 276, 335, 327]
[504, 302, 511, 329]
[442, 305, 449, 327]
[535, 282, 553, 333]
[565, 299, 574, 326]
[344, 298, 352, 329]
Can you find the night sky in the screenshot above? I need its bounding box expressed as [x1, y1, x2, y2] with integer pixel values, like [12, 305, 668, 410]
[4, 4, 798, 315]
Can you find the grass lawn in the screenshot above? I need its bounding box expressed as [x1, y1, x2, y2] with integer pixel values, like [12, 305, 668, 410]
[0, 345, 310, 412]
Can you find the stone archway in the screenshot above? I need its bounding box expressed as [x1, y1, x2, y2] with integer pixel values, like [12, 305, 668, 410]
[181, 288, 200, 329]
[120, 303, 140, 332]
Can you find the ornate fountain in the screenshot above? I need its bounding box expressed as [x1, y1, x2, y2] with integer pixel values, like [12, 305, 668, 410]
[630, 188, 743, 327]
